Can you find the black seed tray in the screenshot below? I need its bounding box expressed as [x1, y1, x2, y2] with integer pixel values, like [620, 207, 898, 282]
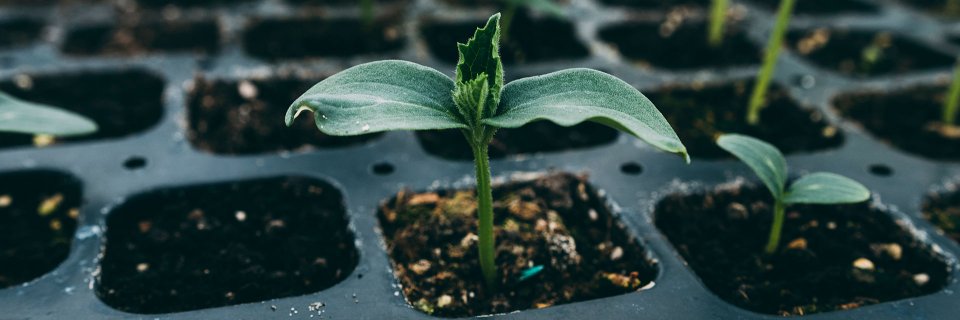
[3, 0, 960, 319]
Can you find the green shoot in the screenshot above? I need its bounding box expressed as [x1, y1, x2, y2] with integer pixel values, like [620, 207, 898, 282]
[717, 134, 869, 254]
[499, 0, 565, 41]
[361, 0, 374, 29]
[944, 59, 960, 126]
[708, 0, 728, 47]
[746, 0, 796, 125]
[0, 91, 97, 137]
[286, 13, 688, 289]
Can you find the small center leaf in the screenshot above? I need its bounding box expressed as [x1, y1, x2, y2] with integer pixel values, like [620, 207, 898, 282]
[455, 13, 504, 121]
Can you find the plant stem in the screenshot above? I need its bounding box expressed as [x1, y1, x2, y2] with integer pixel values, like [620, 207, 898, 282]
[472, 143, 497, 289]
[944, 60, 960, 126]
[708, 0, 728, 47]
[746, 0, 795, 125]
[361, 0, 374, 30]
[764, 200, 786, 254]
[501, 2, 517, 42]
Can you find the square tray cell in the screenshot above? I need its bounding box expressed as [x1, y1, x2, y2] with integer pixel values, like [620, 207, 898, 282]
[378, 173, 658, 317]
[0, 18, 43, 49]
[0, 69, 164, 149]
[415, 122, 618, 161]
[61, 20, 220, 56]
[242, 16, 405, 61]
[747, 0, 878, 15]
[645, 79, 842, 159]
[787, 29, 954, 78]
[598, 20, 760, 71]
[924, 186, 960, 244]
[655, 182, 950, 316]
[420, 10, 588, 65]
[832, 86, 960, 161]
[0, 170, 81, 289]
[187, 76, 382, 155]
[96, 176, 358, 314]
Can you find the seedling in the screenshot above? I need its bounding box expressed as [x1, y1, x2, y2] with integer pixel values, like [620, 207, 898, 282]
[746, 0, 795, 125]
[944, 59, 960, 126]
[499, 0, 565, 41]
[717, 134, 869, 254]
[708, 0, 729, 47]
[287, 13, 688, 288]
[0, 91, 97, 137]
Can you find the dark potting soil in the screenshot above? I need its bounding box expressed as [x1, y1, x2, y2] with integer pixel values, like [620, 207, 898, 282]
[378, 173, 657, 317]
[596, 0, 708, 9]
[786, 28, 954, 78]
[654, 182, 950, 316]
[420, 10, 588, 66]
[0, 18, 43, 49]
[243, 17, 405, 61]
[832, 85, 960, 161]
[598, 20, 760, 70]
[0, 69, 164, 149]
[415, 122, 618, 161]
[897, 0, 960, 16]
[646, 80, 842, 159]
[923, 188, 960, 244]
[288, 0, 406, 4]
[0, 171, 81, 289]
[747, 0, 878, 15]
[62, 20, 220, 56]
[187, 76, 382, 155]
[97, 176, 358, 314]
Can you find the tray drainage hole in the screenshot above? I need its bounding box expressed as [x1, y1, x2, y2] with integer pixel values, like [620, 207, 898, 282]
[372, 162, 394, 176]
[123, 156, 147, 170]
[868, 164, 893, 177]
[620, 162, 643, 175]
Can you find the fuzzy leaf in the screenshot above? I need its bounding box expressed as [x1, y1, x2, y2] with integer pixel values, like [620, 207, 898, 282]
[452, 73, 489, 127]
[483, 68, 689, 162]
[456, 13, 503, 119]
[784, 172, 870, 205]
[717, 134, 787, 199]
[286, 60, 467, 135]
[0, 91, 97, 136]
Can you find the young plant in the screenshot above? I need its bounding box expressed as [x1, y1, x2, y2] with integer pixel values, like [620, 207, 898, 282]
[717, 134, 869, 254]
[0, 91, 97, 137]
[944, 59, 960, 126]
[499, 0, 565, 41]
[746, 0, 796, 125]
[286, 13, 688, 288]
[708, 0, 729, 47]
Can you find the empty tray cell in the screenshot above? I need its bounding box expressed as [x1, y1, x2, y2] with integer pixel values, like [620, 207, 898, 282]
[97, 176, 358, 314]
[187, 76, 382, 155]
[420, 10, 588, 65]
[416, 122, 618, 161]
[62, 20, 220, 56]
[0, 18, 43, 49]
[655, 182, 950, 316]
[646, 79, 842, 159]
[0, 170, 81, 289]
[748, 0, 878, 15]
[0, 69, 165, 149]
[243, 16, 405, 60]
[787, 29, 954, 78]
[378, 173, 658, 317]
[598, 20, 760, 71]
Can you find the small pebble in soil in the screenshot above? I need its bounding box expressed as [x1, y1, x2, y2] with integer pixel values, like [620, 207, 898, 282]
[0, 195, 11, 207]
[136, 263, 149, 272]
[853, 258, 875, 271]
[787, 238, 808, 250]
[235, 210, 246, 221]
[914, 273, 930, 286]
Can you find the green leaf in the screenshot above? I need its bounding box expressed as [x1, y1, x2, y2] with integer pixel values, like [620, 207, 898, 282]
[716, 134, 787, 199]
[482, 68, 689, 162]
[452, 73, 489, 127]
[0, 91, 97, 137]
[286, 60, 467, 136]
[455, 13, 504, 119]
[784, 172, 870, 205]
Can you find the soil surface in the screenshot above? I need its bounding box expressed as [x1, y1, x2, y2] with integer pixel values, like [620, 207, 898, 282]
[97, 176, 358, 314]
[379, 173, 657, 317]
[243, 16, 405, 60]
[0, 171, 81, 289]
[655, 182, 950, 316]
[0, 18, 43, 49]
[923, 189, 960, 243]
[62, 20, 219, 56]
[0, 69, 164, 149]
[787, 28, 954, 78]
[598, 19, 759, 70]
[416, 122, 618, 161]
[420, 10, 588, 65]
[187, 77, 382, 155]
[833, 85, 960, 160]
[646, 80, 842, 159]
[748, 0, 877, 15]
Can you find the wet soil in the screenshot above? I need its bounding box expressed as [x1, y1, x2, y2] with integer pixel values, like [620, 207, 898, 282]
[187, 76, 382, 155]
[379, 173, 657, 317]
[787, 28, 954, 78]
[243, 16, 405, 60]
[655, 182, 950, 316]
[62, 20, 220, 56]
[646, 79, 842, 159]
[598, 19, 760, 70]
[97, 176, 358, 314]
[0, 18, 43, 49]
[415, 122, 618, 161]
[0, 171, 81, 289]
[923, 187, 960, 243]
